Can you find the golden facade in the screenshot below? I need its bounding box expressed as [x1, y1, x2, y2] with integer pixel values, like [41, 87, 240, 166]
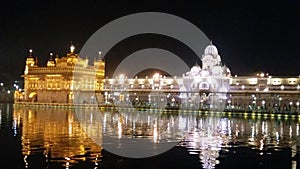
[19, 45, 105, 104]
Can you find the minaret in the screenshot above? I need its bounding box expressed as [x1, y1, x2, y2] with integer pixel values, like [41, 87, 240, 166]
[47, 52, 56, 67]
[98, 51, 102, 60]
[94, 51, 103, 67]
[93, 51, 105, 79]
[26, 49, 35, 66]
[24, 49, 36, 74]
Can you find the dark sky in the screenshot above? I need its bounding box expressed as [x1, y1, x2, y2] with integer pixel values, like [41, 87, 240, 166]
[1, 0, 300, 84]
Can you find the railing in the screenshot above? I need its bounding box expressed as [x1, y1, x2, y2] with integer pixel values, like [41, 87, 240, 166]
[13, 101, 300, 116]
[13, 101, 110, 108]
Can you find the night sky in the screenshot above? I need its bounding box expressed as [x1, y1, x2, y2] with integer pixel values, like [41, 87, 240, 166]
[1, 0, 300, 85]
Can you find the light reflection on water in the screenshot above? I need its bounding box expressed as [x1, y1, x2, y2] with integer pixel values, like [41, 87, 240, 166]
[9, 105, 300, 168]
[17, 107, 102, 168]
[178, 115, 299, 169]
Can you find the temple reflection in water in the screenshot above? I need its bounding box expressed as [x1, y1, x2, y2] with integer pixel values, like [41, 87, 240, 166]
[13, 106, 299, 168]
[13, 107, 102, 168]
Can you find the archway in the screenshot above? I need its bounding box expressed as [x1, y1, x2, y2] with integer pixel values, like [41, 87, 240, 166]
[28, 92, 37, 102]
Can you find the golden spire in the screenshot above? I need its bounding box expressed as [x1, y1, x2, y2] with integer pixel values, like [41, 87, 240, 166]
[98, 51, 102, 60]
[70, 44, 75, 53]
[29, 49, 33, 57]
[47, 52, 56, 67]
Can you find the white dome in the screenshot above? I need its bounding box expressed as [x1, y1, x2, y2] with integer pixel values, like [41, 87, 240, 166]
[211, 66, 223, 76]
[222, 65, 231, 74]
[202, 54, 214, 61]
[200, 70, 210, 77]
[204, 44, 218, 56]
[202, 54, 217, 70]
[190, 65, 201, 75]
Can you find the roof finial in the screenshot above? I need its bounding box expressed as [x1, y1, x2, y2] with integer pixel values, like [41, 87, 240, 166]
[49, 52, 54, 60]
[29, 49, 33, 56]
[98, 51, 102, 60]
[70, 41, 75, 53]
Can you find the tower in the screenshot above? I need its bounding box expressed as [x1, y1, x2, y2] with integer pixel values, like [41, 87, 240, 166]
[93, 51, 105, 90]
[47, 53, 55, 67]
[24, 49, 36, 75]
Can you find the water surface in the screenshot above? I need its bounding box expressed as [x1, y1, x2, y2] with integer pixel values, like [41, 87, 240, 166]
[0, 104, 299, 169]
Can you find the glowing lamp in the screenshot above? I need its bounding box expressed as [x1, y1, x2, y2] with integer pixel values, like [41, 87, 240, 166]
[70, 45, 75, 53]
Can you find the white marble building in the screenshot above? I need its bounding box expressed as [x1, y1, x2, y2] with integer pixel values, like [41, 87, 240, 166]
[179, 42, 231, 109]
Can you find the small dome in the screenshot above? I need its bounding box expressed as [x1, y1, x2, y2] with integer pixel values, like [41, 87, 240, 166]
[190, 65, 201, 75]
[211, 66, 223, 76]
[222, 65, 231, 74]
[200, 70, 210, 77]
[202, 54, 214, 61]
[204, 42, 218, 56]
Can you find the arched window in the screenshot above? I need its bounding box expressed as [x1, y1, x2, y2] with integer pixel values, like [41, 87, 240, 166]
[199, 82, 209, 90]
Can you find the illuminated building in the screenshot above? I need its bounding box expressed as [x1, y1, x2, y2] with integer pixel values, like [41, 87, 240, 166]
[19, 45, 105, 104]
[102, 42, 231, 110]
[227, 73, 300, 112]
[102, 43, 300, 112]
[16, 42, 300, 112]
